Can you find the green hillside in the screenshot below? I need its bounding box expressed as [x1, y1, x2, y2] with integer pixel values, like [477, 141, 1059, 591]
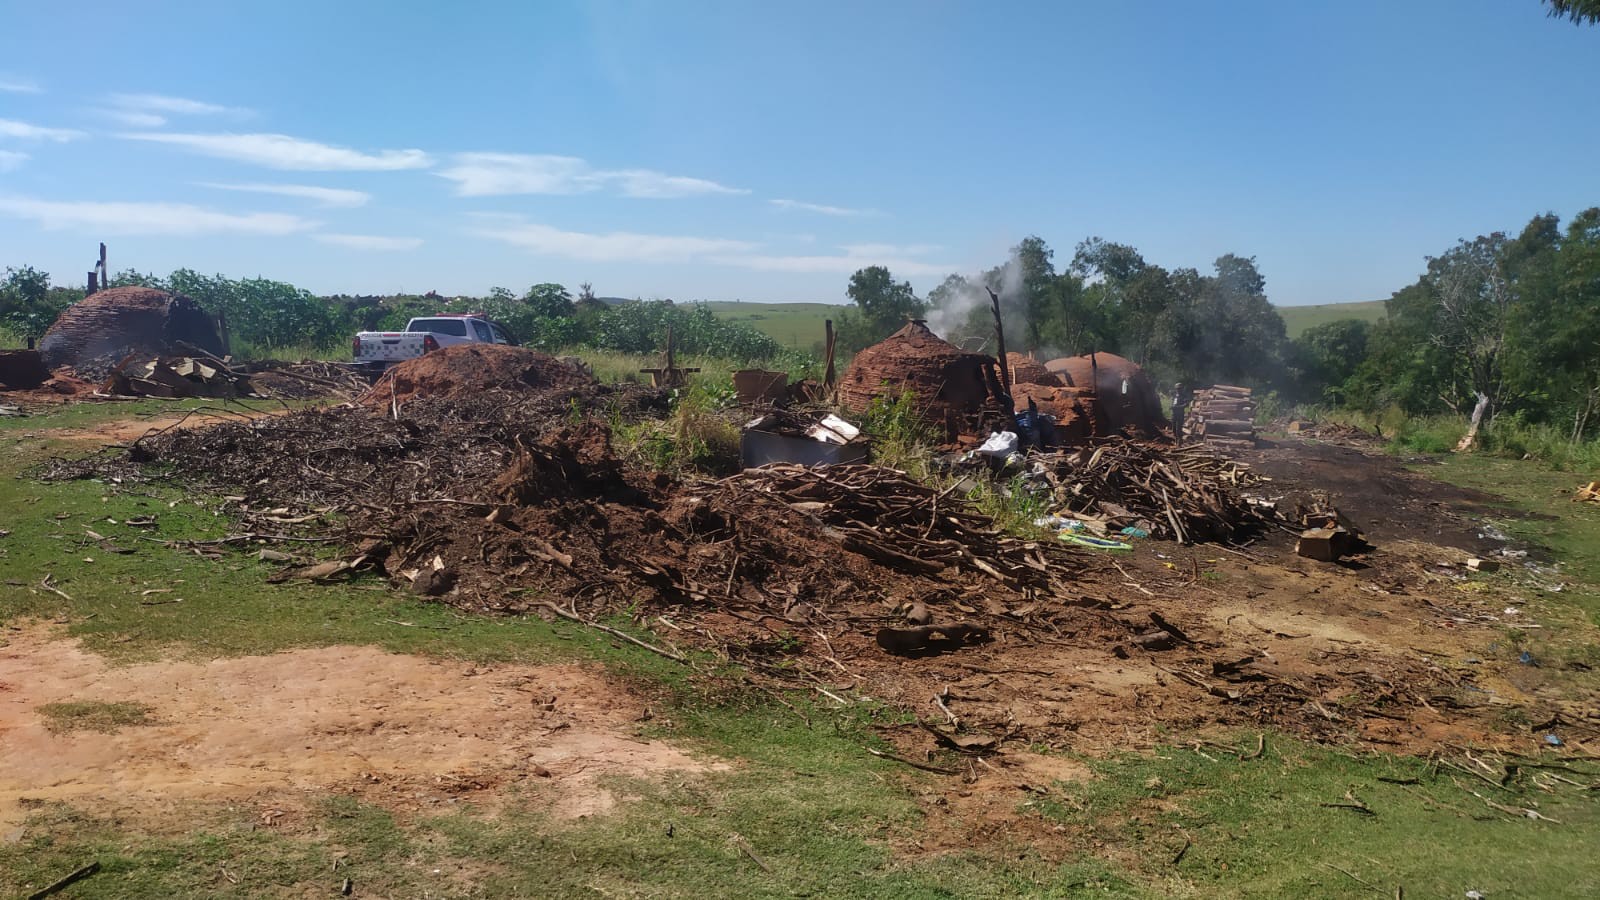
[1276, 299, 1386, 337]
[698, 300, 842, 351]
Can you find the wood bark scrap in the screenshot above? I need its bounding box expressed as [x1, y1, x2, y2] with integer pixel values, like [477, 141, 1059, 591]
[725, 463, 1085, 592]
[1038, 439, 1280, 543]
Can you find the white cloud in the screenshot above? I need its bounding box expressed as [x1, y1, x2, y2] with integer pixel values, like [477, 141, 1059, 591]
[0, 150, 28, 172]
[314, 233, 423, 251]
[610, 169, 747, 199]
[198, 182, 371, 208]
[109, 93, 242, 116]
[0, 77, 41, 94]
[100, 109, 169, 128]
[473, 219, 757, 263]
[439, 153, 746, 198]
[0, 195, 316, 236]
[0, 118, 85, 142]
[769, 198, 878, 217]
[120, 132, 434, 171]
[100, 93, 251, 127]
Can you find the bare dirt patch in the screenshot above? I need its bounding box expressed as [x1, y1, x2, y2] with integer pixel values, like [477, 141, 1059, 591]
[1245, 438, 1514, 553]
[36, 406, 290, 446]
[0, 625, 716, 834]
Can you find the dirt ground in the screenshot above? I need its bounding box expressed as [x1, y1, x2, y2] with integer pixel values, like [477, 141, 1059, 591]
[35, 406, 290, 445]
[0, 623, 717, 838]
[1245, 436, 1516, 554]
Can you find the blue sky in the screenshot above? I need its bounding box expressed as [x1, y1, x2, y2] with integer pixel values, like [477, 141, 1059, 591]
[1, 1, 1596, 305]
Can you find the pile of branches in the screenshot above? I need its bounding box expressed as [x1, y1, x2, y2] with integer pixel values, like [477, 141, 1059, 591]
[237, 359, 374, 400]
[725, 464, 1082, 594]
[1040, 440, 1280, 543]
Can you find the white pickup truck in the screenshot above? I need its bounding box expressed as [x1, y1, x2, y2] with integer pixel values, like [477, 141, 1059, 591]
[351, 315, 515, 371]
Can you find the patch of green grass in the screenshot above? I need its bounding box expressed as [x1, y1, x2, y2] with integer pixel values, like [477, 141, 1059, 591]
[37, 700, 157, 734]
[0, 397, 244, 434]
[230, 341, 345, 362]
[1275, 300, 1386, 338]
[1423, 452, 1600, 624]
[700, 300, 842, 352]
[1038, 736, 1600, 899]
[613, 378, 743, 476]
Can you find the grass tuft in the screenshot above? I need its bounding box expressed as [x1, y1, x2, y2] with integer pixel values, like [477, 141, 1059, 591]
[38, 700, 157, 734]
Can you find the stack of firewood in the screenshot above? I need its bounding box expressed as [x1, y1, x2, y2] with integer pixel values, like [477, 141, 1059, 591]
[1186, 385, 1258, 451]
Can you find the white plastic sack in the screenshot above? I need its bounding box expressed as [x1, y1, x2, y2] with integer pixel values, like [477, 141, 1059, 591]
[976, 431, 1019, 458]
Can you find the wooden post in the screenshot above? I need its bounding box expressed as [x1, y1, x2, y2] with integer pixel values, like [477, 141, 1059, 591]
[986, 287, 1010, 390]
[823, 319, 836, 394]
[87, 271, 98, 295]
[985, 287, 1018, 431]
[98, 243, 107, 284]
[639, 323, 697, 387]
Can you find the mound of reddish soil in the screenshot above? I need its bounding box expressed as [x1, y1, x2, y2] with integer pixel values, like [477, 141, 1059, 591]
[361, 344, 595, 407]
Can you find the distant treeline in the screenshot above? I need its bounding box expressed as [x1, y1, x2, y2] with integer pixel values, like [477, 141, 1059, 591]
[0, 269, 786, 364]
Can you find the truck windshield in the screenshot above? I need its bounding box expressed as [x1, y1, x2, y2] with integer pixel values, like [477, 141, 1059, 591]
[408, 318, 469, 336]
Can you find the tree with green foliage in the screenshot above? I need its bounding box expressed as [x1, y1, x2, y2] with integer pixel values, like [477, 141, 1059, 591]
[839, 266, 926, 351]
[523, 283, 575, 319]
[1545, 0, 1600, 24]
[1345, 209, 1600, 436]
[1181, 254, 1287, 386]
[0, 265, 78, 341]
[1290, 319, 1371, 404]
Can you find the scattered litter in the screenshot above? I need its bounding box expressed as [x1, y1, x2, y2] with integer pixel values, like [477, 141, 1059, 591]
[1545, 734, 1564, 747]
[972, 430, 1019, 460]
[1518, 651, 1539, 667]
[741, 410, 870, 468]
[1061, 533, 1133, 551]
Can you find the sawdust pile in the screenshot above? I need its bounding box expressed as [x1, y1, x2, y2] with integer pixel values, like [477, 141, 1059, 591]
[361, 344, 596, 408]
